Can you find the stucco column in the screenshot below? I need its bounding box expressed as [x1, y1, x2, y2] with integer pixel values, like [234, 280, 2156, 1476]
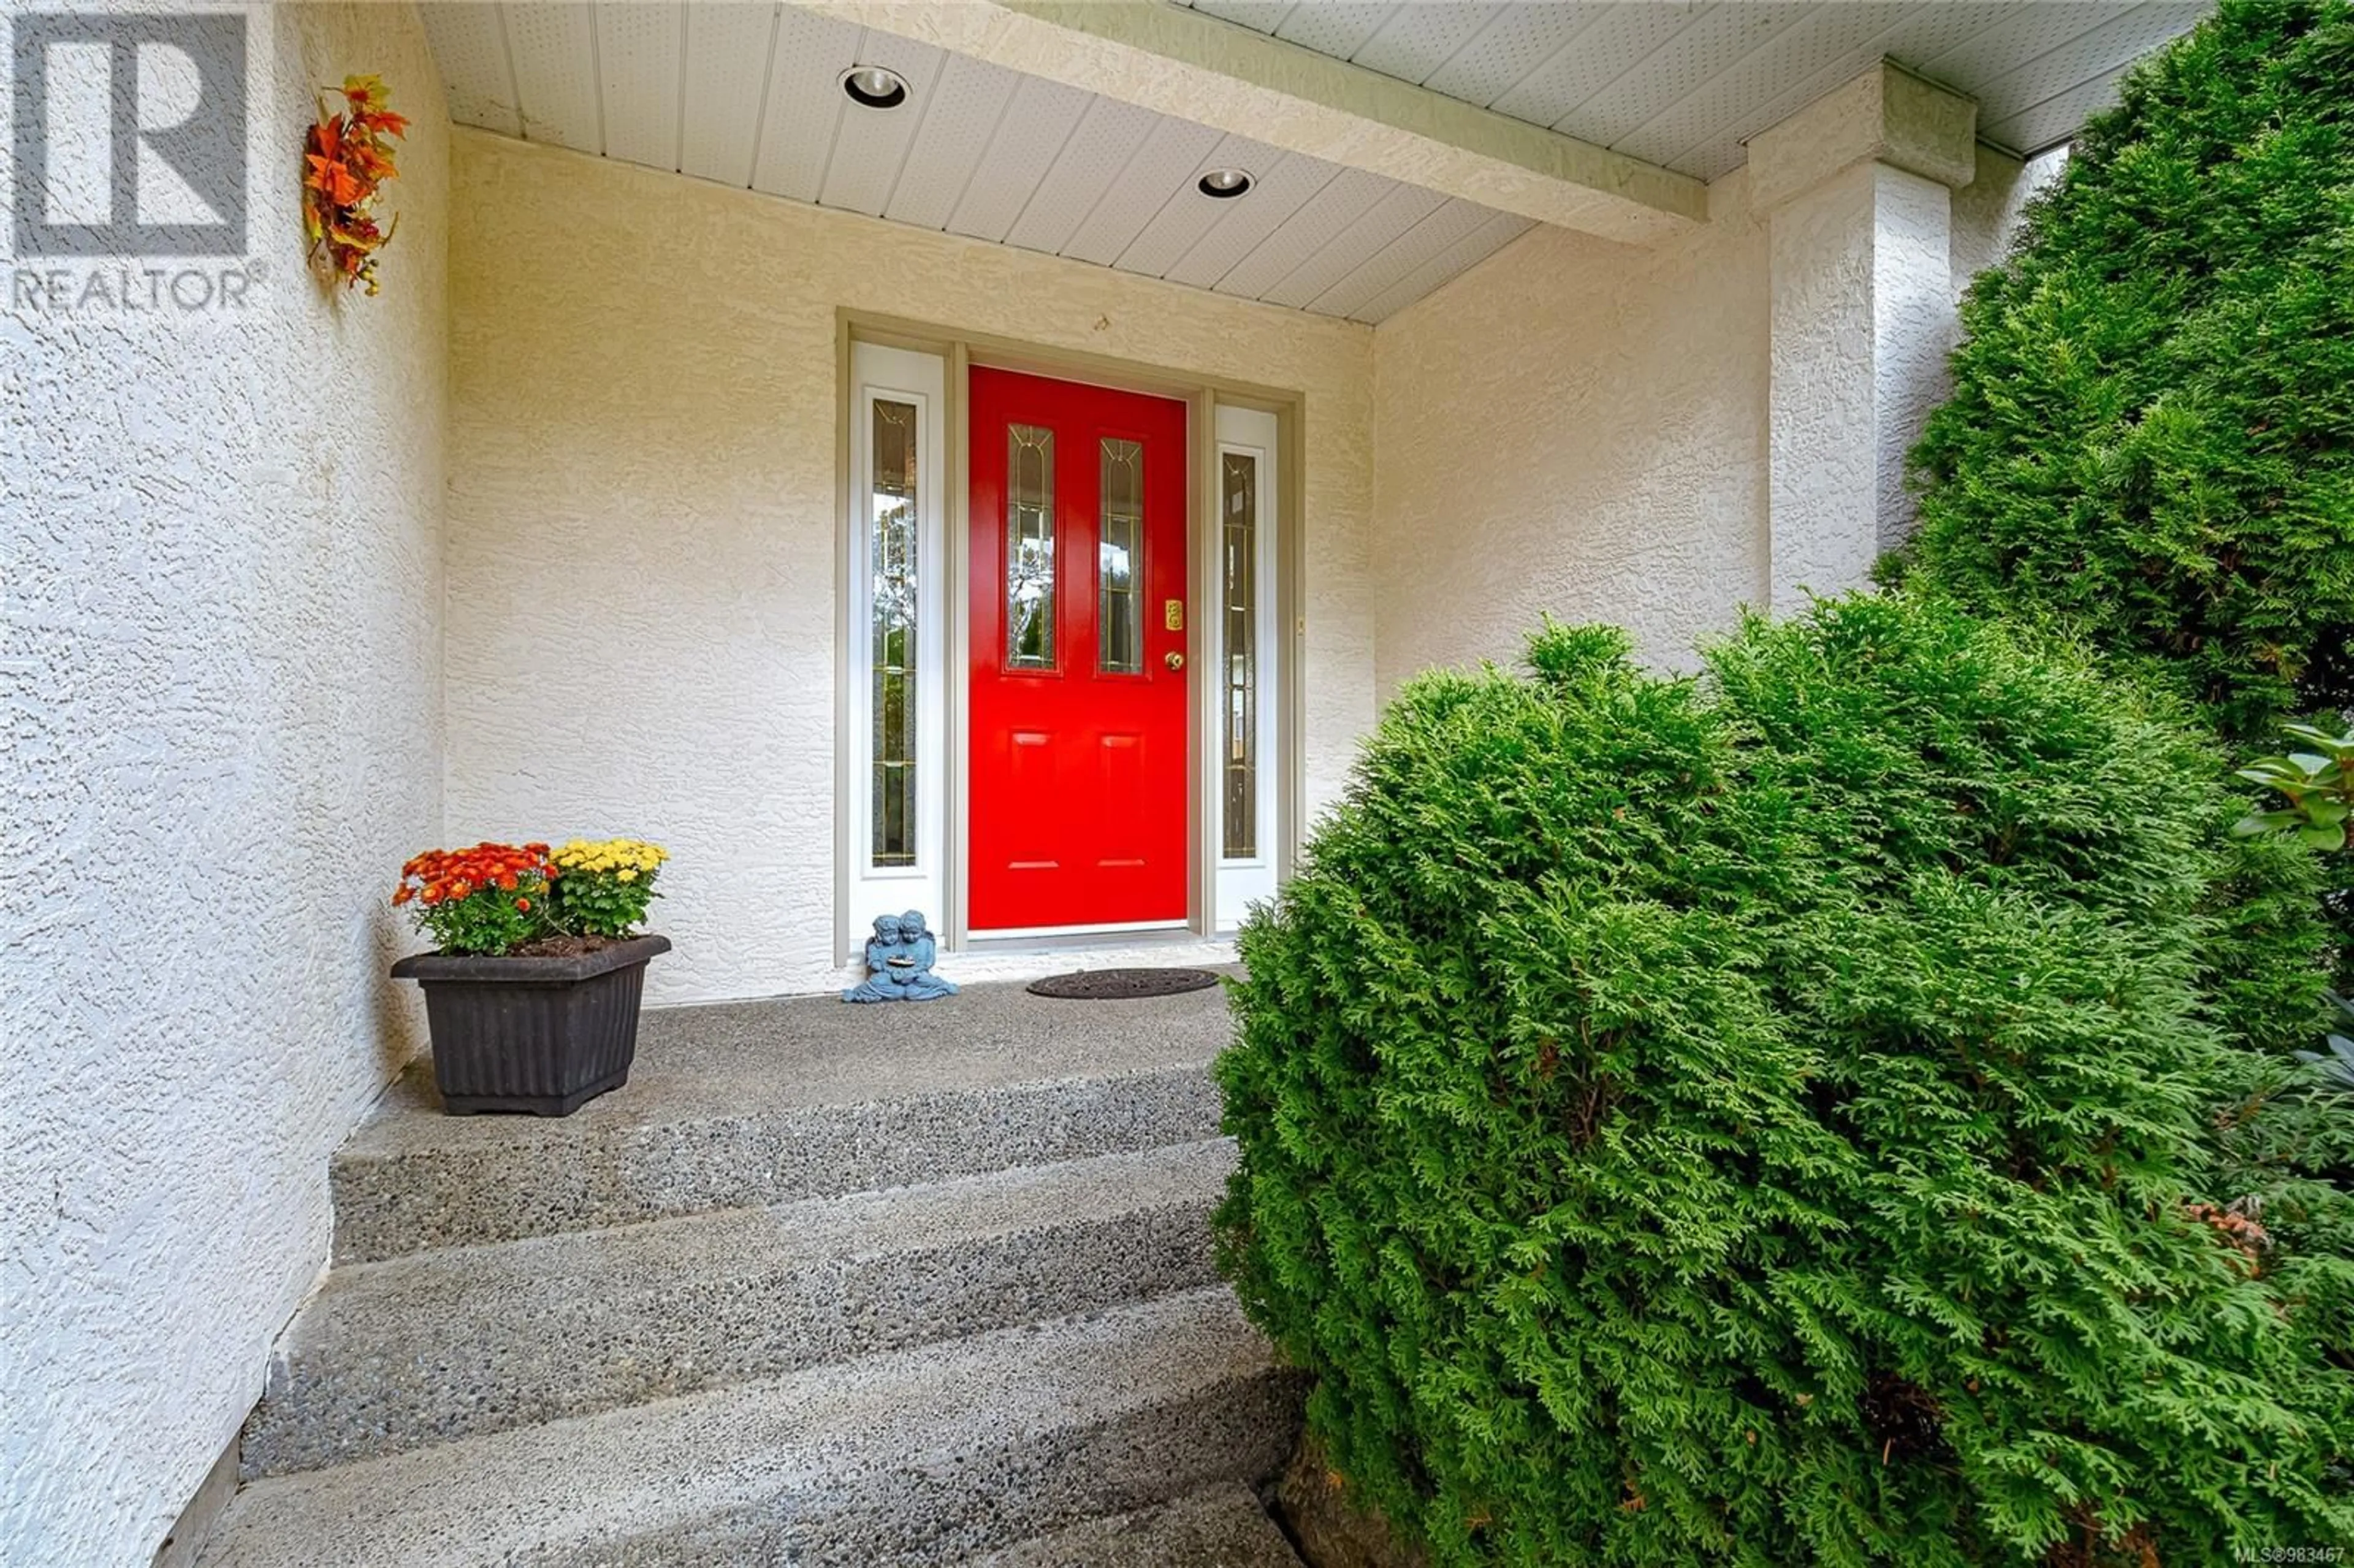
[1750, 63, 1976, 611]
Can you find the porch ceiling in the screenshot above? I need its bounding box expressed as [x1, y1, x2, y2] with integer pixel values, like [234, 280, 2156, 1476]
[416, 2, 2211, 325]
[417, 1, 1535, 324]
[1176, 1, 2214, 173]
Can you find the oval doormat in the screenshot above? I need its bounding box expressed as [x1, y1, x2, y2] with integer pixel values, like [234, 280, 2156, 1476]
[1026, 967, 1221, 1000]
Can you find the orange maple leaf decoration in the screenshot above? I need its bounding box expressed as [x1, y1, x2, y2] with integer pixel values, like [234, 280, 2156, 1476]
[303, 74, 405, 295]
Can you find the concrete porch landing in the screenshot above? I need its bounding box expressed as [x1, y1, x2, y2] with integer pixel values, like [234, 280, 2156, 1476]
[332, 975, 1239, 1262]
[372, 966, 1245, 1123]
[202, 977, 1305, 1567]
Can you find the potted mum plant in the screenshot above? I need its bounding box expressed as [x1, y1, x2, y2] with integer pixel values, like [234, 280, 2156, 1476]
[390, 839, 670, 1116]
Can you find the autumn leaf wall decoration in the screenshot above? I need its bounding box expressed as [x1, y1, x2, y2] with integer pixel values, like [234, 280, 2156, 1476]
[303, 75, 408, 295]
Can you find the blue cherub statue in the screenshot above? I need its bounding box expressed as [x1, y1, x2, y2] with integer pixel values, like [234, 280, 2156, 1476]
[889, 911, 958, 1000]
[841, 915, 904, 1003]
[840, 911, 958, 1003]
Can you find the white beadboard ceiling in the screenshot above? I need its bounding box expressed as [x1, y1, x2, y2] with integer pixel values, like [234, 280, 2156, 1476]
[417, 2, 2212, 324]
[416, 1, 1535, 325]
[1179, 1, 2214, 175]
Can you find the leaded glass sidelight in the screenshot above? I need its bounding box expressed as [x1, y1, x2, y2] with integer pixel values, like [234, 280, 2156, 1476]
[1221, 452, 1259, 859]
[1007, 424, 1056, 669]
[1098, 438, 1143, 674]
[871, 400, 919, 867]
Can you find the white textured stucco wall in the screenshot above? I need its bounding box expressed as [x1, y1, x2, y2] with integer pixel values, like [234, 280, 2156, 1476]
[445, 130, 1375, 1006]
[1951, 143, 2068, 291]
[1369, 169, 1771, 696]
[1766, 156, 1954, 599]
[0, 6, 448, 1562]
[1369, 139, 2060, 698]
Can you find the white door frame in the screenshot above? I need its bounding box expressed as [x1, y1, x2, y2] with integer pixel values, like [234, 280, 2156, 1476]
[836, 313, 1302, 962]
[1208, 405, 1281, 932]
[842, 342, 949, 944]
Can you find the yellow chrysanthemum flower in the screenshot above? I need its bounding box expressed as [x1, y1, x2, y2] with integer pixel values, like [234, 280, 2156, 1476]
[550, 836, 667, 878]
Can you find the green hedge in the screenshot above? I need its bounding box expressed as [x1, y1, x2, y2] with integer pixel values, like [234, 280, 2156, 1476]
[1216, 597, 2350, 1565]
[1896, 0, 2354, 742]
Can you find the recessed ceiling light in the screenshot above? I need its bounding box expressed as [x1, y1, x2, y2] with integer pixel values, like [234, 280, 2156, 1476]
[1197, 167, 1254, 199]
[840, 65, 910, 110]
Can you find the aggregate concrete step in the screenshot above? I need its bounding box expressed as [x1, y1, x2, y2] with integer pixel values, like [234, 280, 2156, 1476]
[333, 978, 1234, 1263]
[199, 1287, 1304, 1568]
[244, 1141, 1235, 1479]
[972, 1485, 1306, 1567]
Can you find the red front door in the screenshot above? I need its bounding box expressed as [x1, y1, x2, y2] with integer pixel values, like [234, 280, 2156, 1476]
[969, 367, 1189, 932]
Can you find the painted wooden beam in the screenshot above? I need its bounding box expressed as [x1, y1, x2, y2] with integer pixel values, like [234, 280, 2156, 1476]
[801, 0, 1710, 245]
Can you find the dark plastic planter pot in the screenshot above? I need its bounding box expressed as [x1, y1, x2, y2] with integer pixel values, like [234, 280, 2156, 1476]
[390, 935, 670, 1116]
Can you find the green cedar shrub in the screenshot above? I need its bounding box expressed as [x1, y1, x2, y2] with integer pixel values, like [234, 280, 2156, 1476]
[1892, 0, 2354, 743]
[1215, 596, 2352, 1566]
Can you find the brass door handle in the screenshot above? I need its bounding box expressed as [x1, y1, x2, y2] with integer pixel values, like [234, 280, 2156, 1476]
[1165, 651, 1186, 671]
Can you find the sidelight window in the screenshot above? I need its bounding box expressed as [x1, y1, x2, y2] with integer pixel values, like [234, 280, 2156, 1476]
[870, 399, 918, 867]
[1221, 450, 1258, 859]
